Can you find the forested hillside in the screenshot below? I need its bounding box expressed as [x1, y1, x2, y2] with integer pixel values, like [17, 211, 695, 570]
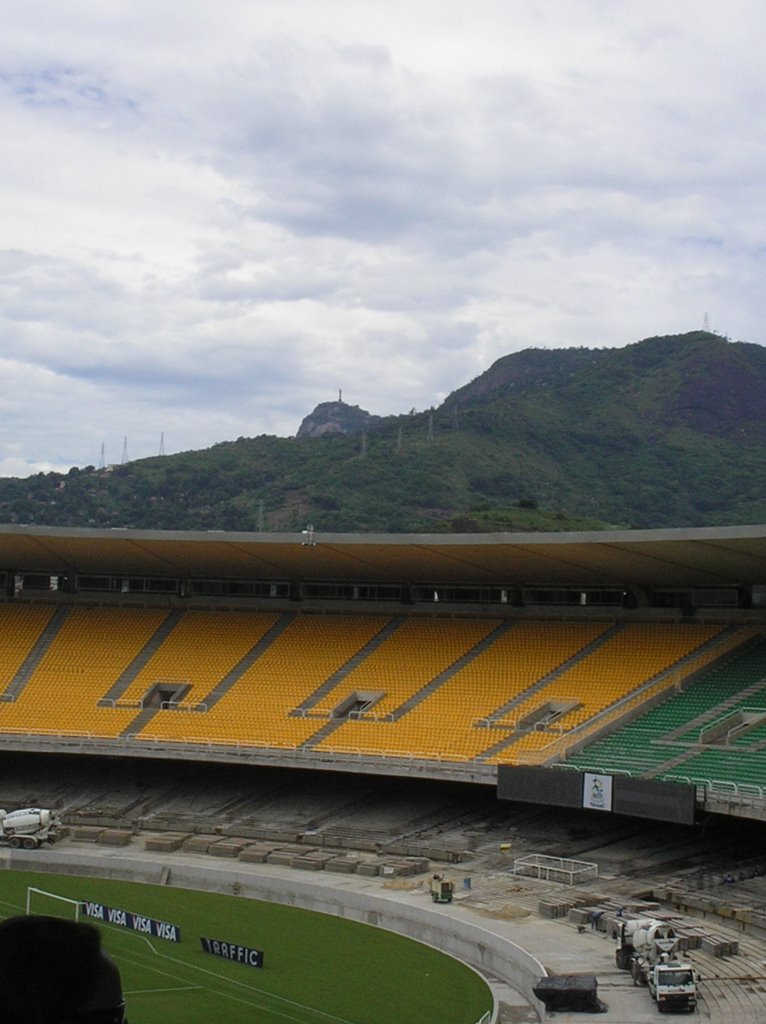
[1, 331, 764, 533]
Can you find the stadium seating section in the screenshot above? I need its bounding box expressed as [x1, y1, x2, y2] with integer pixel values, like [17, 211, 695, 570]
[0, 604, 764, 792]
[566, 635, 766, 788]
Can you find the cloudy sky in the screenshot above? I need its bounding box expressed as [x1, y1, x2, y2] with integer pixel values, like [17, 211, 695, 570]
[1, 1, 764, 476]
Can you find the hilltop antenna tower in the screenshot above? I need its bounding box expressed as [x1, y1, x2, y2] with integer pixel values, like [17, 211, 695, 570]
[158, 432, 166, 456]
[121, 437, 129, 465]
[98, 443, 105, 470]
[703, 312, 710, 332]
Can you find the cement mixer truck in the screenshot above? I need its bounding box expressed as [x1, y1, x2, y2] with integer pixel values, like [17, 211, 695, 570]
[0, 808, 61, 849]
[615, 918, 697, 1012]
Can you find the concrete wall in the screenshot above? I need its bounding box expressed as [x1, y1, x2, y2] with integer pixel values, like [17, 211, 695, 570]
[3, 848, 546, 1020]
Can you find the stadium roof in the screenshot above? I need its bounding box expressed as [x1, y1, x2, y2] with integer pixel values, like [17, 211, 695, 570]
[1, 523, 766, 589]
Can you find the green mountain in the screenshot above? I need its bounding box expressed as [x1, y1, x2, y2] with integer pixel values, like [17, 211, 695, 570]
[2, 331, 766, 533]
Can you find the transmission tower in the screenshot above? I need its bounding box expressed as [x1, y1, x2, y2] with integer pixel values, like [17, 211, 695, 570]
[98, 442, 105, 470]
[121, 437, 129, 464]
[158, 432, 166, 456]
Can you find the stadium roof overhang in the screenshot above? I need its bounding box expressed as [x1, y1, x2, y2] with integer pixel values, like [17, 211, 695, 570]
[1, 523, 766, 589]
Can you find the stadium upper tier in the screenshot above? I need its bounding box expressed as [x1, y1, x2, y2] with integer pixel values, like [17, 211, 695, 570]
[0, 605, 763, 794]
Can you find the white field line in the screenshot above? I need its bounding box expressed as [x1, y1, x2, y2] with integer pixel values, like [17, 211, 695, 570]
[1, 898, 355, 1024]
[0, 899, 26, 914]
[123, 985, 203, 995]
[116, 948, 329, 1024]
[108, 933, 361, 1024]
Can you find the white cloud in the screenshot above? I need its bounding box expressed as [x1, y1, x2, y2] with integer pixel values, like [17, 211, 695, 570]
[0, 0, 764, 475]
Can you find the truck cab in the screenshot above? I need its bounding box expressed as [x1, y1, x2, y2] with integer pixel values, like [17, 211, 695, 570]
[648, 960, 697, 1012]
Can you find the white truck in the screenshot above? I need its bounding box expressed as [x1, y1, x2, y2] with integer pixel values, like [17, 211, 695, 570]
[0, 808, 61, 849]
[615, 917, 698, 1013]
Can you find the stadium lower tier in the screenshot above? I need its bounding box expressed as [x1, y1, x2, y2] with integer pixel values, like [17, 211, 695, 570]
[0, 605, 763, 785]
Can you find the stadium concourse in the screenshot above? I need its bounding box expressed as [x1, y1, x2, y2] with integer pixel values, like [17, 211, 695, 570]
[1, 523, 766, 1019]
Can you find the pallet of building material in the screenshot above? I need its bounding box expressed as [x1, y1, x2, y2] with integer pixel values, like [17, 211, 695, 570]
[380, 859, 424, 878]
[145, 834, 188, 853]
[567, 894, 615, 911]
[293, 852, 336, 871]
[252, 828, 302, 844]
[387, 841, 471, 862]
[603, 913, 627, 938]
[97, 829, 132, 847]
[325, 855, 361, 874]
[674, 928, 702, 952]
[601, 899, 661, 917]
[382, 857, 430, 876]
[331, 835, 380, 852]
[300, 831, 324, 846]
[67, 814, 124, 829]
[220, 823, 262, 839]
[356, 860, 382, 877]
[585, 909, 609, 932]
[384, 841, 423, 857]
[71, 827, 103, 843]
[700, 933, 739, 957]
[539, 900, 573, 919]
[567, 907, 592, 926]
[266, 844, 314, 867]
[441, 849, 473, 863]
[209, 839, 248, 858]
[238, 844, 273, 863]
[182, 835, 216, 854]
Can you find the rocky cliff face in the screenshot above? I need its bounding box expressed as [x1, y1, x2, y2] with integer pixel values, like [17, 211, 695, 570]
[296, 401, 381, 438]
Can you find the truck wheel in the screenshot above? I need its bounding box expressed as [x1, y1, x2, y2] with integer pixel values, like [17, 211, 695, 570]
[616, 949, 632, 970]
[22, 837, 38, 850]
[8, 836, 21, 849]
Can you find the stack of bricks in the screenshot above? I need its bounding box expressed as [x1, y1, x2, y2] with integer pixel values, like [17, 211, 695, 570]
[699, 932, 739, 957]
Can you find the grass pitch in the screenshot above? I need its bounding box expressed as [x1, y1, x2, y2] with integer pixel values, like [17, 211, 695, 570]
[0, 871, 491, 1024]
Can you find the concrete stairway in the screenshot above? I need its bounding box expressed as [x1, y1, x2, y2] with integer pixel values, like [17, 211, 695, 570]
[294, 616, 404, 714]
[99, 609, 184, 704]
[1, 606, 70, 700]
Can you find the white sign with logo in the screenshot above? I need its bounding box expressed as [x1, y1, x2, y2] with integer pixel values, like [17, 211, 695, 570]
[582, 772, 613, 812]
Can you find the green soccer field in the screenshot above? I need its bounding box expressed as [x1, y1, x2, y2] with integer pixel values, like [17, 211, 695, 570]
[0, 870, 492, 1024]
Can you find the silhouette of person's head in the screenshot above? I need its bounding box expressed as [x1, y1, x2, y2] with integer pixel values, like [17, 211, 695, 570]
[0, 915, 125, 1024]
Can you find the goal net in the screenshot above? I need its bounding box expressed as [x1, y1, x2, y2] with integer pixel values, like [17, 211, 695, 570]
[26, 887, 82, 921]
